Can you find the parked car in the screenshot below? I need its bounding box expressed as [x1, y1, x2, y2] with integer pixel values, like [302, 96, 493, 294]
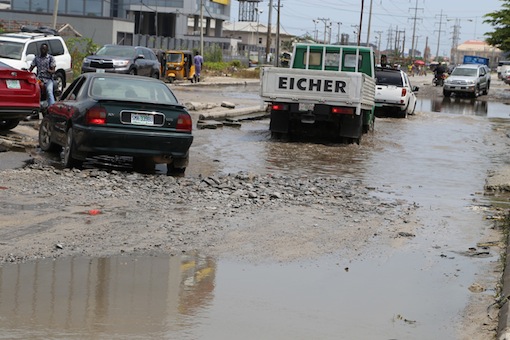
[81, 45, 161, 78]
[374, 66, 418, 118]
[502, 68, 510, 85]
[0, 61, 40, 131]
[38, 73, 193, 174]
[497, 61, 510, 79]
[443, 64, 490, 98]
[0, 26, 73, 93]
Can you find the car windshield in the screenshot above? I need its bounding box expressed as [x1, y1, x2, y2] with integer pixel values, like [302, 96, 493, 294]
[96, 46, 136, 58]
[0, 41, 23, 60]
[167, 53, 182, 63]
[90, 77, 179, 104]
[452, 68, 477, 77]
[375, 71, 403, 86]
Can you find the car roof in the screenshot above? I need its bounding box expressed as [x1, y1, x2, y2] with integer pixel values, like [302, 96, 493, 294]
[0, 32, 60, 41]
[83, 72, 162, 83]
[455, 64, 483, 69]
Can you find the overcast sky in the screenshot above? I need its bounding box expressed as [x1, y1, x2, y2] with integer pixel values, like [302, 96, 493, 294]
[230, 0, 502, 56]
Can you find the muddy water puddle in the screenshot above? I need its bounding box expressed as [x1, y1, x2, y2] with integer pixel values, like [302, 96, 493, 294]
[3, 98, 510, 339]
[0, 251, 494, 339]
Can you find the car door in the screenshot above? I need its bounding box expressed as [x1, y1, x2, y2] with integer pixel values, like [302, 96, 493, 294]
[135, 47, 149, 76]
[478, 66, 487, 90]
[48, 76, 86, 145]
[403, 73, 417, 114]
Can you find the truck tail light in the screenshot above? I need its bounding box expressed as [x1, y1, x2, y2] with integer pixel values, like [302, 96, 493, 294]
[86, 106, 107, 125]
[401, 88, 407, 97]
[176, 113, 192, 132]
[271, 103, 288, 111]
[331, 107, 354, 115]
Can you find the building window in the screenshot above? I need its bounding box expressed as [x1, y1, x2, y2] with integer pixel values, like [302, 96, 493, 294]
[85, 0, 102, 16]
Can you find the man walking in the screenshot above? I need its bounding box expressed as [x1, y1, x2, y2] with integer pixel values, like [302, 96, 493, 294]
[193, 51, 203, 83]
[29, 43, 56, 106]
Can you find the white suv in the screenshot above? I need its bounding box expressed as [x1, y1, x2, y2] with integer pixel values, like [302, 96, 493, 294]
[0, 27, 73, 92]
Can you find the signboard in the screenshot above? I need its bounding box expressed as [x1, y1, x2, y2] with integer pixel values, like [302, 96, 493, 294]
[211, 0, 229, 4]
[463, 55, 489, 66]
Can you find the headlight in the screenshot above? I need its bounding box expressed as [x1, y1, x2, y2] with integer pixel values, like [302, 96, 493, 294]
[176, 66, 181, 70]
[82, 58, 90, 65]
[113, 60, 129, 67]
[445, 79, 452, 84]
[466, 80, 475, 85]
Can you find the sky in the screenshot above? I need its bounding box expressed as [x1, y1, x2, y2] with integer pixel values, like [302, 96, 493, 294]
[230, 0, 503, 57]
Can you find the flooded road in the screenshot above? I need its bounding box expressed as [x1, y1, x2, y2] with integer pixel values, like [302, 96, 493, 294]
[1, 88, 509, 339]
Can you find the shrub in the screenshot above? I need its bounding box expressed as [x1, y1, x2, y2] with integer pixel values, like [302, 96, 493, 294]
[65, 37, 99, 79]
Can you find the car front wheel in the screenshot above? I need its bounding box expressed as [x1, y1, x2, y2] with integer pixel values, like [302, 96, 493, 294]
[62, 127, 83, 168]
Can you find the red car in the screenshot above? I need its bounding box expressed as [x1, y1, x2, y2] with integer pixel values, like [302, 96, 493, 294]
[0, 61, 40, 131]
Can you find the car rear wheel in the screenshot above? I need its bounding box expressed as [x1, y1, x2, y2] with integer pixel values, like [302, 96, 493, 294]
[0, 119, 20, 131]
[38, 117, 60, 152]
[167, 157, 188, 175]
[62, 127, 83, 169]
[129, 69, 136, 75]
[152, 72, 159, 79]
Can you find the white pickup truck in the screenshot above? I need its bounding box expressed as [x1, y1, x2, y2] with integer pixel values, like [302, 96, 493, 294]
[260, 43, 376, 144]
[374, 67, 418, 118]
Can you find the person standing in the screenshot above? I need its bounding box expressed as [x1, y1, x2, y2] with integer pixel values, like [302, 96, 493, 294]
[29, 43, 56, 106]
[193, 51, 204, 83]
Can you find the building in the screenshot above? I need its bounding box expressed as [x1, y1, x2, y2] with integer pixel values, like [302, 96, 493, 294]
[1, 0, 232, 48]
[452, 40, 502, 68]
[223, 21, 293, 55]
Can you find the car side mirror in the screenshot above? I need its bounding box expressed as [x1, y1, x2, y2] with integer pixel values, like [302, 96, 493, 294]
[136, 54, 145, 60]
[413, 86, 419, 92]
[26, 54, 35, 64]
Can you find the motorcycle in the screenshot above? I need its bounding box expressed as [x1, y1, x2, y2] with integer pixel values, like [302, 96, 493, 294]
[433, 72, 447, 86]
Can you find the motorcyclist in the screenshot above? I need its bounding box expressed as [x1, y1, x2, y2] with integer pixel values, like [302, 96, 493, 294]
[434, 62, 446, 83]
[28, 43, 56, 107]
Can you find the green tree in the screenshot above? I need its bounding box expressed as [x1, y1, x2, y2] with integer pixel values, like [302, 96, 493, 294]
[65, 37, 99, 79]
[484, 1, 510, 52]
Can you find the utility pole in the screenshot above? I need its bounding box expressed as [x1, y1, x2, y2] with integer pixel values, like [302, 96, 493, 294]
[375, 30, 383, 61]
[52, 0, 59, 29]
[200, 0, 204, 56]
[434, 9, 447, 61]
[366, 0, 374, 46]
[424, 36, 429, 61]
[358, 0, 365, 46]
[266, 0, 273, 63]
[386, 25, 394, 50]
[336, 22, 342, 44]
[276, 0, 281, 66]
[409, 0, 423, 60]
[316, 18, 330, 44]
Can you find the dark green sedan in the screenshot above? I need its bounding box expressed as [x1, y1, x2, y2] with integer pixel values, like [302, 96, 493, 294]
[38, 73, 193, 174]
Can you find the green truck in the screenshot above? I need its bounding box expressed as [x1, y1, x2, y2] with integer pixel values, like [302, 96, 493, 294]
[260, 43, 376, 144]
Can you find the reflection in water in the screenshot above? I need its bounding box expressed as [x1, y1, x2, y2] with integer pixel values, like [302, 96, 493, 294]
[431, 97, 488, 115]
[0, 254, 216, 339]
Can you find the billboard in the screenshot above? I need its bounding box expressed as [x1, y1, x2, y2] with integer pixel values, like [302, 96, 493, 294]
[212, 0, 229, 4]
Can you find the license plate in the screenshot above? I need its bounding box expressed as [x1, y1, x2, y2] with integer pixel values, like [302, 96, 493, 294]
[299, 103, 314, 112]
[131, 113, 154, 125]
[6, 80, 20, 89]
[96, 69, 105, 73]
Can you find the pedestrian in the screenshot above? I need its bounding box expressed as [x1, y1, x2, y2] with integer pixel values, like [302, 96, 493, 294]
[193, 51, 203, 83]
[28, 43, 56, 119]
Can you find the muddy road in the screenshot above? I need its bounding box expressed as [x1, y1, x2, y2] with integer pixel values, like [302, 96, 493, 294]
[1, 76, 510, 339]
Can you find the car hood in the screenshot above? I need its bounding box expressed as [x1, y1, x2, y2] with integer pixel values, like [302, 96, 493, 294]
[447, 75, 478, 82]
[86, 55, 131, 62]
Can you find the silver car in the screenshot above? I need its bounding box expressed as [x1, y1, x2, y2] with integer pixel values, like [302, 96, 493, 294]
[443, 64, 490, 98]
